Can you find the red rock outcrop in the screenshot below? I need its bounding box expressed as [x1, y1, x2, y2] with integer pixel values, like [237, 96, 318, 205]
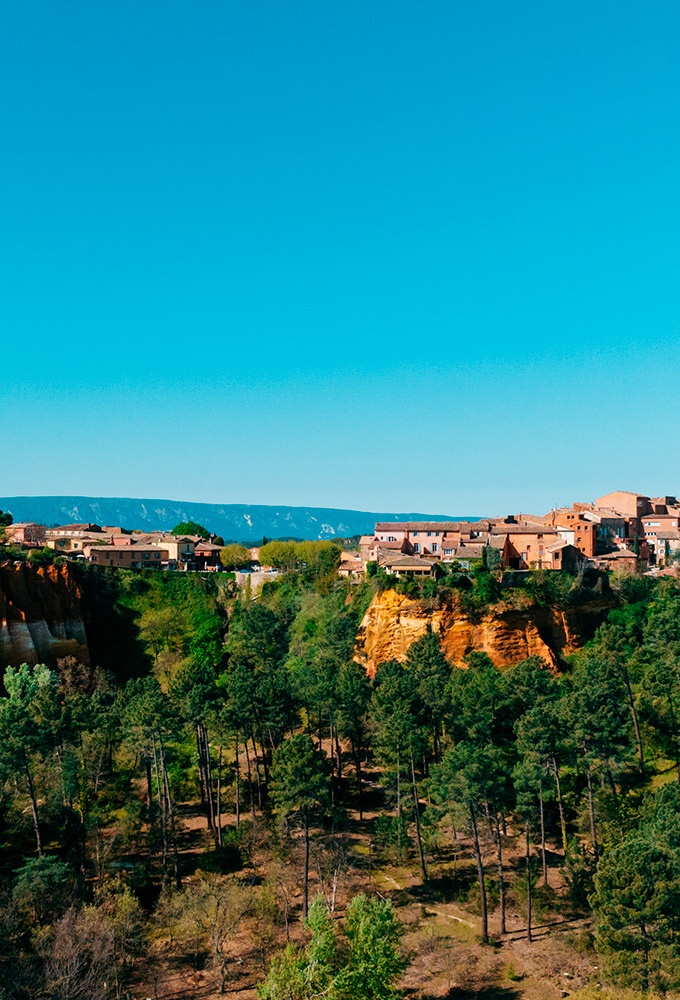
[0, 561, 90, 668]
[355, 588, 616, 673]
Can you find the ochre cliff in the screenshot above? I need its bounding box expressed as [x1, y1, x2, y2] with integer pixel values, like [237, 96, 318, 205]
[0, 561, 90, 668]
[355, 588, 616, 673]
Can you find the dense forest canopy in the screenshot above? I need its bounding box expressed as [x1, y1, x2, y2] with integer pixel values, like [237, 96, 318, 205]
[0, 557, 679, 998]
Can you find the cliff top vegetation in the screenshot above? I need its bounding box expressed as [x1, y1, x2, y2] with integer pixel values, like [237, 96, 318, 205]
[0, 556, 678, 998]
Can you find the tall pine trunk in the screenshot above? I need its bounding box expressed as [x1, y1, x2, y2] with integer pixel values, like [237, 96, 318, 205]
[202, 723, 217, 840]
[159, 734, 181, 890]
[334, 726, 342, 784]
[552, 755, 567, 853]
[216, 743, 223, 848]
[585, 759, 598, 862]
[410, 750, 427, 881]
[24, 756, 43, 856]
[525, 819, 533, 943]
[195, 724, 209, 825]
[396, 757, 402, 862]
[144, 753, 154, 812]
[245, 736, 257, 823]
[622, 666, 644, 773]
[303, 810, 310, 919]
[353, 737, 363, 821]
[539, 782, 547, 885]
[234, 730, 241, 827]
[152, 735, 167, 873]
[251, 730, 263, 808]
[494, 810, 506, 934]
[254, 717, 270, 785]
[470, 803, 488, 944]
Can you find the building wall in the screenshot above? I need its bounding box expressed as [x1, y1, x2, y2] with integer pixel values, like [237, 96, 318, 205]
[549, 510, 596, 557]
[88, 547, 168, 568]
[493, 529, 559, 568]
[5, 523, 46, 545]
[595, 492, 651, 518]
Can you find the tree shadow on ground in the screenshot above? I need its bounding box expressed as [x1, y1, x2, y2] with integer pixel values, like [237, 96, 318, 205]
[440, 988, 523, 1000]
[407, 869, 478, 904]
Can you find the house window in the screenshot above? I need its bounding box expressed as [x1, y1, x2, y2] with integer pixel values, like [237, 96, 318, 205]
[413, 543, 420, 553]
[444, 548, 453, 555]
[432, 542, 439, 553]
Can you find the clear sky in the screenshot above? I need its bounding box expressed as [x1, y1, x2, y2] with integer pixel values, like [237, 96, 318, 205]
[3, 1, 680, 515]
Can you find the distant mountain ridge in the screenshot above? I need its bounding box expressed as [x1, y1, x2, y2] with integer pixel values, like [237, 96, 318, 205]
[0, 496, 481, 542]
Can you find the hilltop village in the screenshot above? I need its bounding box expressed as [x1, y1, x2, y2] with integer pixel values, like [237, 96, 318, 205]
[4, 489, 677, 580]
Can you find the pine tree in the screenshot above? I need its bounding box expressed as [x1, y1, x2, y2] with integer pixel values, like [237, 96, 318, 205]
[270, 735, 330, 918]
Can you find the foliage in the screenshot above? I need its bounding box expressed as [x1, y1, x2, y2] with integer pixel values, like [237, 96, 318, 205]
[259, 540, 342, 581]
[270, 735, 330, 826]
[220, 543, 252, 570]
[27, 546, 56, 566]
[13, 856, 73, 924]
[259, 893, 407, 1000]
[592, 834, 680, 992]
[7, 558, 680, 997]
[172, 521, 210, 538]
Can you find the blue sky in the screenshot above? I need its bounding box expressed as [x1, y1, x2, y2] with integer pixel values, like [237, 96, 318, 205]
[3, 1, 680, 514]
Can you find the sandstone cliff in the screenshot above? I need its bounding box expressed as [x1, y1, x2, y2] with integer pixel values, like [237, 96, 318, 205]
[355, 588, 616, 673]
[0, 561, 90, 668]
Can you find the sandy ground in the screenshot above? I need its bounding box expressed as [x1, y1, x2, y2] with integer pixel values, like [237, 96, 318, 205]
[125, 752, 599, 1000]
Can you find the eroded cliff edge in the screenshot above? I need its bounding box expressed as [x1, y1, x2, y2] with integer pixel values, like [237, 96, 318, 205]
[355, 588, 617, 672]
[0, 561, 90, 668]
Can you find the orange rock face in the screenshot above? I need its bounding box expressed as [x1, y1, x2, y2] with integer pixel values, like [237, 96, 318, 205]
[0, 560, 90, 669]
[355, 588, 616, 674]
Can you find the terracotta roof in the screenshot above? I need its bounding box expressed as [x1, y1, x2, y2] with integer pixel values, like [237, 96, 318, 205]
[491, 525, 559, 536]
[454, 544, 485, 558]
[596, 491, 647, 499]
[51, 523, 103, 532]
[375, 521, 467, 531]
[383, 556, 436, 568]
[89, 543, 170, 554]
[545, 539, 571, 552]
[339, 559, 363, 572]
[488, 537, 507, 549]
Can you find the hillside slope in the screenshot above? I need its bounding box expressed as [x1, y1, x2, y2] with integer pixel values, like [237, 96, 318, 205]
[0, 495, 476, 541]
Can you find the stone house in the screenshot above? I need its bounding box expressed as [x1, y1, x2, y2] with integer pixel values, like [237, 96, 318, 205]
[4, 523, 46, 546]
